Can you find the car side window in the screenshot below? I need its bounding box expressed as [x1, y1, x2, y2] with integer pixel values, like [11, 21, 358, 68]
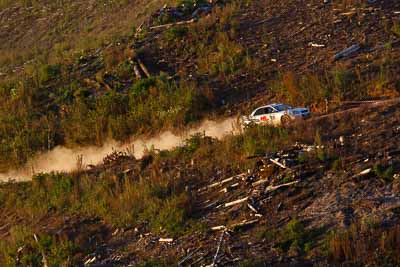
[265, 107, 274, 113]
[254, 108, 266, 116]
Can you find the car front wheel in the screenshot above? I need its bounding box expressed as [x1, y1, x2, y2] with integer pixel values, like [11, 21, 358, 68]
[281, 115, 292, 127]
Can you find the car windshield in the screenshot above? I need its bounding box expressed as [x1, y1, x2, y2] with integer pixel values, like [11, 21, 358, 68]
[274, 104, 291, 111]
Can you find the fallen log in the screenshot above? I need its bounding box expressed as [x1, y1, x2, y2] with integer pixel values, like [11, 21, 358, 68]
[247, 203, 260, 214]
[209, 177, 235, 188]
[133, 63, 143, 79]
[224, 197, 249, 208]
[288, 22, 316, 39]
[253, 16, 278, 26]
[159, 238, 174, 243]
[219, 182, 240, 193]
[178, 248, 200, 267]
[252, 178, 269, 187]
[203, 200, 220, 210]
[149, 18, 196, 30]
[231, 219, 259, 231]
[211, 225, 227, 231]
[265, 180, 299, 193]
[200, 172, 246, 191]
[134, 21, 145, 38]
[269, 158, 289, 169]
[352, 168, 372, 178]
[137, 58, 151, 78]
[34, 234, 49, 267]
[211, 230, 226, 267]
[334, 44, 360, 61]
[192, 256, 205, 265]
[339, 11, 357, 16]
[309, 43, 325, 48]
[84, 256, 96, 265]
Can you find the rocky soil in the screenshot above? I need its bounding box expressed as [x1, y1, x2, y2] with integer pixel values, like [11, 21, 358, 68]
[1, 100, 399, 266]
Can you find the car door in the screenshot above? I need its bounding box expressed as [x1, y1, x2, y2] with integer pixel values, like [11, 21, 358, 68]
[267, 107, 278, 124]
[253, 107, 270, 124]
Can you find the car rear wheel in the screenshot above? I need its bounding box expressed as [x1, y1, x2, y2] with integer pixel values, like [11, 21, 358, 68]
[281, 115, 292, 127]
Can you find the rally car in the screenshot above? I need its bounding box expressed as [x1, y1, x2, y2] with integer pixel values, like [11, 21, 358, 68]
[241, 103, 310, 127]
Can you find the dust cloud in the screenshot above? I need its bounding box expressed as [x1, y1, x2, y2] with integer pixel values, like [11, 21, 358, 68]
[0, 117, 240, 182]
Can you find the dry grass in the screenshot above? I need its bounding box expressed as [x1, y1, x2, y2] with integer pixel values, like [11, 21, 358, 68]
[327, 224, 400, 265]
[0, 0, 177, 73]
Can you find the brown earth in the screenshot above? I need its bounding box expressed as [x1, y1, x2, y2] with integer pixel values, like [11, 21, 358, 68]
[1, 100, 399, 266]
[1, 0, 400, 265]
[0, 0, 174, 74]
[142, 0, 400, 111]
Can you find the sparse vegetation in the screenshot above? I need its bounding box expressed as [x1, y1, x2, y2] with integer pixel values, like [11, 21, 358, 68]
[373, 163, 394, 182]
[1, 168, 194, 235]
[275, 219, 314, 255]
[165, 26, 189, 41]
[392, 21, 400, 37]
[1, 0, 400, 265]
[0, 124, 296, 265]
[0, 227, 78, 267]
[326, 224, 400, 266]
[331, 157, 344, 171]
[0, 73, 209, 170]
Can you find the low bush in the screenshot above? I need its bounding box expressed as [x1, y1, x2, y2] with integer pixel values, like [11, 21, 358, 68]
[0, 74, 209, 170]
[275, 219, 313, 254]
[0, 227, 78, 267]
[38, 64, 61, 84]
[165, 26, 188, 41]
[2, 169, 194, 237]
[373, 163, 395, 182]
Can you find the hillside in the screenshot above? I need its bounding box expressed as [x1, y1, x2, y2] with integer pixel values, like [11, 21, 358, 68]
[0, 0, 175, 75]
[0, 0, 399, 170]
[1, 98, 400, 266]
[0, 0, 400, 266]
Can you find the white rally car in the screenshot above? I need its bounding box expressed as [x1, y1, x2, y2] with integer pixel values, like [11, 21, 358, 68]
[241, 103, 310, 126]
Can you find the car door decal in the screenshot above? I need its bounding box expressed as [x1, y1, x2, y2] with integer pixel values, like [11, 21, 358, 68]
[261, 115, 268, 121]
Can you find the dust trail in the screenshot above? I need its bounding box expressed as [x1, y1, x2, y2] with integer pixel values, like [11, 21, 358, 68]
[0, 117, 239, 182]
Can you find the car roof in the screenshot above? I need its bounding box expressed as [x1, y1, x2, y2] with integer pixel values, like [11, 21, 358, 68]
[254, 103, 286, 110]
[270, 103, 287, 108]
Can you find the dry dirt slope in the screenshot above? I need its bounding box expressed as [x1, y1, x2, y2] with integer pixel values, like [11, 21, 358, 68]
[1, 96, 399, 266]
[0, 0, 400, 266]
[141, 0, 400, 110]
[0, 0, 177, 74]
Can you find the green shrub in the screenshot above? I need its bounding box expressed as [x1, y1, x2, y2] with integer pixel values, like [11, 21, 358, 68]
[393, 21, 400, 37]
[314, 130, 327, 161]
[116, 60, 134, 80]
[373, 163, 394, 182]
[275, 219, 314, 255]
[157, 12, 177, 25]
[237, 125, 289, 156]
[176, 0, 207, 14]
[38, 64, 61, 84]
[331, 158, 343, 171]
[130, 77, 157, 99]
[182, 133, 204, 153]
[197, 32, 244, 78]
[165, 27, 188, 41]
[0, 230, 78, 267]
[4, 169, 194, 237]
